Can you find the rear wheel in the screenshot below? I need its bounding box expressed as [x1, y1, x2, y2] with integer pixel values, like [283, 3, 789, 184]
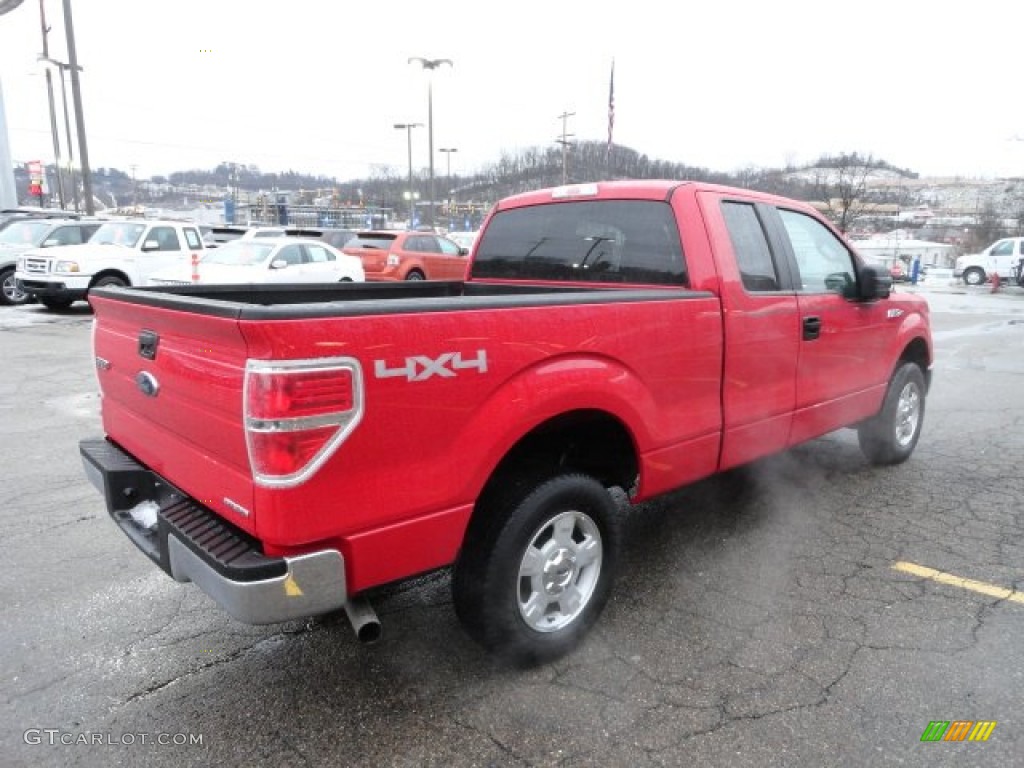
[858, 362, 926, 465]
[0, 267, 31, 306]
[405, 270, 425, 281]
[962, 267, 985, 286]
[453, 473, 620, 665]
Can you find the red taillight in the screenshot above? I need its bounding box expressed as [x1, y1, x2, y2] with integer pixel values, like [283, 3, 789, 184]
[246, 367, 354, 419]
[244, 358, 364, 487]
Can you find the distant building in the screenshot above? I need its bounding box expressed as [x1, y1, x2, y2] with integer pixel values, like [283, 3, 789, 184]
[849, 235, 956, 268]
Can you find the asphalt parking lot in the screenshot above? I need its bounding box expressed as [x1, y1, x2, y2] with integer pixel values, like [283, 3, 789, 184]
[2, 284, 1023, 768]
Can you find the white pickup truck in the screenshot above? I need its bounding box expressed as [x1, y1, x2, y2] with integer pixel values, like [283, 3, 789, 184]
[15, 219, 205, 310]
[954, 237, 1024, 286]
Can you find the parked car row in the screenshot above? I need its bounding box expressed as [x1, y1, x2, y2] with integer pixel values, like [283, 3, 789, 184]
[2, 213, 479, 310]
[150, 238, 364, 285]
[200, 224, 359, 250]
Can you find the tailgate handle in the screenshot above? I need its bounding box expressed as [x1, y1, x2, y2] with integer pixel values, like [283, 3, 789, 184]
[138, 329, 160, 360]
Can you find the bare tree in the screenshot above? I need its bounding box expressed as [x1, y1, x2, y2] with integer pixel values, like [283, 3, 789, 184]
[811, 152, 880, 234]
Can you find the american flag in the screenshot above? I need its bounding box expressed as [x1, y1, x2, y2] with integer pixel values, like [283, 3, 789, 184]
[606, 60, 615, 161]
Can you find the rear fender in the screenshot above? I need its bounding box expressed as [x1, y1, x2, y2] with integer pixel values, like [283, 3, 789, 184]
[453, 353, 655, 501]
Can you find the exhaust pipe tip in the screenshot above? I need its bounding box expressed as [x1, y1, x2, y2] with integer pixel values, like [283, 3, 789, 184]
[344, 596, 382, 644]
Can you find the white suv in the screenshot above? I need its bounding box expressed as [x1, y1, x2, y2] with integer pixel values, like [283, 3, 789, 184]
[16, 219, 205, 310]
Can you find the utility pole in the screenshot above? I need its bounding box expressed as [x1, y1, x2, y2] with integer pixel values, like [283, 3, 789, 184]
[556, 111, 575, 185]
[38, 0, 65, 209]
[130, 163, 137, 208]
[63, 0, 93, 214]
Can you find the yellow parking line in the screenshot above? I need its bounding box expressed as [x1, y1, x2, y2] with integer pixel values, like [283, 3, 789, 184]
[893, 562, 1024, 605]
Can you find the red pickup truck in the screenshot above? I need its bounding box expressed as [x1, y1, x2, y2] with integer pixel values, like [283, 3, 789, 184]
[81, 180, 932, 664]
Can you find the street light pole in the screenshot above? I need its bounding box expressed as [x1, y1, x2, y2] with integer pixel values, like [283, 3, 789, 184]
[0, 0, 25, 208]
[408, 57, 452, 228]
[394, 122, 422, 228]
[439, 147, 457, 225]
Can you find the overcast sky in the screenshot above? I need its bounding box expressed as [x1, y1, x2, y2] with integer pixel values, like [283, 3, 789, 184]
[2, 0, 1023, 184]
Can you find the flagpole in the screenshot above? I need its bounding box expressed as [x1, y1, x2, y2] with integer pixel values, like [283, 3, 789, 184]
[606, 59, 615, 176]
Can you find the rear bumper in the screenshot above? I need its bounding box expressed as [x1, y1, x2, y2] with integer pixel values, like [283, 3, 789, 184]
[80, 437, 348, 624]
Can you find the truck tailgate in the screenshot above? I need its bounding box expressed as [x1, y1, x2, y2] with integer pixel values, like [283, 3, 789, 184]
[90, 294, 256, 532]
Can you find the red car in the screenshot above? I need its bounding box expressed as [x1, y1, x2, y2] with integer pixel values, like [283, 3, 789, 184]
[342, 230, 469, 281]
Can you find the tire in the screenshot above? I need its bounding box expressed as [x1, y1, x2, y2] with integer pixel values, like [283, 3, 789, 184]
[92, 275, 128, 289]
[962, 267, 985, 286]
[1, 267, 31, 307]
[858, 362, 926, 465]
[452, 473, 620, 665]
[39, 297, 74, 311]
[404, 270, 425, 281]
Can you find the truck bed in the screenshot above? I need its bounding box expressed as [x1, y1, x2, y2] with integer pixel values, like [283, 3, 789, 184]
[96, 280, 698, 318]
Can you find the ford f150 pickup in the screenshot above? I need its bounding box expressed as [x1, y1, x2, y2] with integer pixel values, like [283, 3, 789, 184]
[80, 180, 932, 663]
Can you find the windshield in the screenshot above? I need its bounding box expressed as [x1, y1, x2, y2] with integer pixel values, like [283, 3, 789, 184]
[200, 241, 274, 266]
[92, 222, 147, 247]
[0, 220, 51, 246]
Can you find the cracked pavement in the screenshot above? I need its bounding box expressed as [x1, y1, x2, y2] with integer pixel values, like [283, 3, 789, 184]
[2, 287, 1022, 767]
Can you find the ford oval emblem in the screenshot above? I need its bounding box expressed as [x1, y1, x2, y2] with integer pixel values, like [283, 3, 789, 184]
[135, 371, 160, 397]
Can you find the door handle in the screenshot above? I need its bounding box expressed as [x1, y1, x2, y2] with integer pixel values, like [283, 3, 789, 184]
[802, 316, 822, 341]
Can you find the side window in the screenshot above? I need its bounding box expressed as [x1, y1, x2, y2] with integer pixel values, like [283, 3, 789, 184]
[306, 245, 334, 262]
[276, 244, 304, 265]
[183, 228, 202, 249]
[438, 237, 461, 256]
[778, 209, 856, 294]
[48, 227, 82, 246]
[148, 227, 181, 251]
[991, 240, 1013, 257]
[721, 202, 779, 292]
[407, 236, 435, 253]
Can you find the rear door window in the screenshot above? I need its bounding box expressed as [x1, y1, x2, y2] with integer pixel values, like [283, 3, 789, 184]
[472, 199, 686, 285]
[721, 202, 781, 292]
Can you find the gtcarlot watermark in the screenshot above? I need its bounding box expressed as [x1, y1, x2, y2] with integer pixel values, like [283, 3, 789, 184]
[24, 729, 204, 746]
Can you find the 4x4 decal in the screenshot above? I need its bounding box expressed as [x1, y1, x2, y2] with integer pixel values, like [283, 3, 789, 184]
[374, 350, 488, 382]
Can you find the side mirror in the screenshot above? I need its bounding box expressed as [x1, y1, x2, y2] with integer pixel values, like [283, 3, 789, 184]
[857, 264, 892, 301]
[459, 247, 469, 256]
[142, 239, 160, 251]
[42, 238, 60, 247]
[270, 259, 288, 270]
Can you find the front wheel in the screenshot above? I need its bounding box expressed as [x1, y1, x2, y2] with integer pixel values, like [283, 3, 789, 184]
[962, 267, 985, 286]
[453, 473, 620, 665]
[404, 270, 425, 281]
[0, 267, 32, 306]
[858, 362, 926, 465]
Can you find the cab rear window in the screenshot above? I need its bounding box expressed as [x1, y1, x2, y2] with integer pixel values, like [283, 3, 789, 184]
[471, 200, 686, 285]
